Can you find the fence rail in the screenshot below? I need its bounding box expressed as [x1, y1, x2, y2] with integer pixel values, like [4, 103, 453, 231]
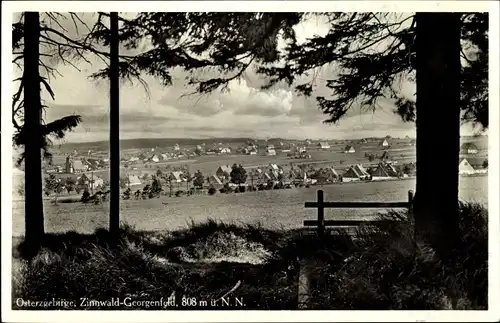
[304, 189, 414, 236]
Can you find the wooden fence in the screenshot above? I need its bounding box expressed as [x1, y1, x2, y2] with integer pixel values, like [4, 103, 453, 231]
[304, 189, 414, 236]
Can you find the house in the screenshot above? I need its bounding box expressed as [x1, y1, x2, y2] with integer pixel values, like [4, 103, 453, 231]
[342, 164, 369, 182]
[220, 147, 231, 154]
[174, 144, 180, 151]
[318, 142, 330, 149]
[168, 171, 185, 183]
[325, 167, 339, 181]
[244, 146, 258, 155]
[90, 176, 105, 190]
[263, 172, 273, 182]
[459, 158, 487, 175]
[354, 164, 370, 178]
[371, 162, 398, 180]
[268, 164, 283, 180]
[216, 165, 232, 181]
[207, 174, 224, 188]
[74, 173, 105, 191]
[266, 144, 275, 150]
[380, 139, 390, 148]
[459, 158, 476, 175]
[65, 156, 86, 173]
[127, 174, 142, 186]
[380, 151, 390, 161]
[460, 143, 479, 155]
[150, 154, 160, 163]
[281, 144, 292, 153]
[344, 145, 356, 154]
[84, 158, 101, 170]
[266, 148, 276, 156]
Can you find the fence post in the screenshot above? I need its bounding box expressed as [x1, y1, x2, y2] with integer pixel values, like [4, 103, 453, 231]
[408, 190, 415, 240]
[317, 190, 325, 237]
[407, 190, 414, 221]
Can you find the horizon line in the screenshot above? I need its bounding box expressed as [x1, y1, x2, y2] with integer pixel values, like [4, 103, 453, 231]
[51, 134, 488, 147]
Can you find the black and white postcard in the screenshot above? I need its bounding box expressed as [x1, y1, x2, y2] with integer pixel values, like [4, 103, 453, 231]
[2, 1, 499, 322]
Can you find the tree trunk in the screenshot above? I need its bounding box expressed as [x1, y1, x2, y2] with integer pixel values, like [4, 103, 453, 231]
[23, 12, 45, 257]
[414, 13, 462, 258]
[109, 12, 120, 236]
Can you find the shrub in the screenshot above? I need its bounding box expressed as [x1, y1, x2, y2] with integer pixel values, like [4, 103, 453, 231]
[303, 203, 488, 310]
[208, 187, 216, 195]
[175, 190, 184, 197]
[12, 203, 487, 310]
[80, 190, 90, 203]
[122, 188, 132, 200]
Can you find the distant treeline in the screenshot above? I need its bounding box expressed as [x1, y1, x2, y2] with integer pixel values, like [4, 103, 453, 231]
[56, 135, 485, 154]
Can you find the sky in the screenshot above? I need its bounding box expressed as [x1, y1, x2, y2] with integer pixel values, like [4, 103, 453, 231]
[14, 12, 485, 144]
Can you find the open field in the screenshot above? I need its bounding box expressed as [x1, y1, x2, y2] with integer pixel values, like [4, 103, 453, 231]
[12, 202, 488, 310]
[11, 175, 487, 237]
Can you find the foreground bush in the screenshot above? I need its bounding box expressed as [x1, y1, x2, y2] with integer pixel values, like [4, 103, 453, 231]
[304, 202, 488, 310]
[13, 221, 297, 310]
[12, 202, 487, 310]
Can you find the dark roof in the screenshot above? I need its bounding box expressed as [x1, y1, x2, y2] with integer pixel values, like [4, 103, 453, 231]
[461, 142, 478, 150]
[460, 157, 487, 168]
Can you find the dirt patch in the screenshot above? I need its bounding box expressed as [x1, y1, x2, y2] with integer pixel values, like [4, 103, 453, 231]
[163, 231, 273, 265]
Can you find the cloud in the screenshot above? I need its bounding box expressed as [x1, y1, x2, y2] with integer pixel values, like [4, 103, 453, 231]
[14, 13, 481, 143]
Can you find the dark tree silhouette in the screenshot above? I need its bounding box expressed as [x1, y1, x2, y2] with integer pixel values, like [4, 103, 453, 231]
[413, 13, 462, 255]
[65, 177, 76, 194]
[109, 11, 120, 235]
[111, 12, 487, 257]
[44, 174, 63, 205]
[12, 12, 115, 255]
[193, 170, 205, 189]
[21, 12, 45, 256]
[230, 164, 247, 187]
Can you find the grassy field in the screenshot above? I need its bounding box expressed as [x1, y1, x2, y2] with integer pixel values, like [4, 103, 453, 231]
[11, 175, 487, 237]
[12, 202, 488, 310]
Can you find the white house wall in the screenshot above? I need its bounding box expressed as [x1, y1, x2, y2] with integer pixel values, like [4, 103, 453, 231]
[342, 177, 360, 182]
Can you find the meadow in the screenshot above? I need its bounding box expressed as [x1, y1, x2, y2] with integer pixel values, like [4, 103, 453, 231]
[11, 175, 487, 237]
[11, 137, 489, 310]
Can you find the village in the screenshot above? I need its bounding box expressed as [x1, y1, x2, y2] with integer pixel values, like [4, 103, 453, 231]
[18, 137, 487, 201]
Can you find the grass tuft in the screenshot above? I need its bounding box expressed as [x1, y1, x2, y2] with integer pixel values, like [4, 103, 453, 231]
[12, 202, 487, 310]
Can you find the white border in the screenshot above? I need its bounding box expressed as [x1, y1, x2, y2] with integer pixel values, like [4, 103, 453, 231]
[2, 1, 499, 322]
